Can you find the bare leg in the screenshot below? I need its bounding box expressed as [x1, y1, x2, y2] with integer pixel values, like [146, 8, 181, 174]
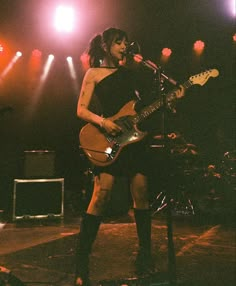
[130, 173, 149, 209]
[87, 173, 115, 215]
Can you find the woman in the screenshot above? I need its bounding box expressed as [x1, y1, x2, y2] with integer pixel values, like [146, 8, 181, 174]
[75, 27, 153, 286]
[75, 27, 184, 286]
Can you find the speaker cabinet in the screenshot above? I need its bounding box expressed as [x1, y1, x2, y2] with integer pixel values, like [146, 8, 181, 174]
[13, 178, 64, 221]
[23, 150, 55, 178]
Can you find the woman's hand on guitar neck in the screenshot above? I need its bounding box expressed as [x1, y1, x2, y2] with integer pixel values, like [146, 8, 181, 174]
[175, 85, 185, 99]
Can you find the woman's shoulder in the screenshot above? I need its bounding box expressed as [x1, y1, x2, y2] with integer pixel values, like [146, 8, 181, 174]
[85, 67, 112, 76]
[84, 67, 98, 76]
[85, 67, 120, 84]
[83, 68, 101, 82]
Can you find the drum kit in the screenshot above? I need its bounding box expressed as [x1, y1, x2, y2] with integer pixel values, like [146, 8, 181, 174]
[148, 132, 236, 217]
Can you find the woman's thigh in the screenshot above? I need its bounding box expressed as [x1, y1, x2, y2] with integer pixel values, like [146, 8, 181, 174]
[87, 173, 115, 215]
[130, 173, 149, 209]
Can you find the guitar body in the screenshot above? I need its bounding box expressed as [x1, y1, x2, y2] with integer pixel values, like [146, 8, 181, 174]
[79, 100, 147, 167]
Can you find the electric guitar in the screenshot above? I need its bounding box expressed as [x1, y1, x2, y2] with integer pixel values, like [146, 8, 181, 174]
[79, 69, 219, 167]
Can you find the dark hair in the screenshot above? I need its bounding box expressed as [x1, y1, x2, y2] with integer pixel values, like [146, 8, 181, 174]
[87, 27, 128, 67]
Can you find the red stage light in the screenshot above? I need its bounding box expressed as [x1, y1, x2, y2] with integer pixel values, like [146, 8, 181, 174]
[194, 40, 205, 52]
[133, 54, 143, 63]
[80, 53, 90, 70]
[32, 49, 42, 57]
[28, 49, 42, 83]
[162, 48, 172, 57]
[233, 33, 236, 42]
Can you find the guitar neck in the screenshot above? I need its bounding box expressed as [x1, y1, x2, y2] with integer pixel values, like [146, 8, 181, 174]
[132, 79, 192, 125]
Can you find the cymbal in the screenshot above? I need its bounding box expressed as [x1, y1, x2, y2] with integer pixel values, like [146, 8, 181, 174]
[153, 132, 181, 140]
[171, 144, 198, 156]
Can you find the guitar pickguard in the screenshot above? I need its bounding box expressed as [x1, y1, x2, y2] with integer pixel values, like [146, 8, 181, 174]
[112, 116, 146, 146]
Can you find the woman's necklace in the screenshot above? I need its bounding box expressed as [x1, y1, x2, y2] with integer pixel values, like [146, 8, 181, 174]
[99, 59, 119, 69]
[99, 66, 118, 69]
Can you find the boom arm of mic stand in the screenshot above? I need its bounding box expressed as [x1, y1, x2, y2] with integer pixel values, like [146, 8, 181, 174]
[132, 54, 178, 86]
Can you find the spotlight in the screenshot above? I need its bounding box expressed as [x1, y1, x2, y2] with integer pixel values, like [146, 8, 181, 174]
[80, 53, 90, 71]
[66, 55, 78, 92]
[193, 40, 205, 53]
[16, 51, 22, 57]
[162, 48, 172, 57]
[133, 54, 143, 63]
[230, 0, 236, 16]
[233, 33, 236, 42]
[48, 54, 54, 60]
[0, 44, 4, 53]
[0, 51, 22, 79]
[54, 5, 75, 32]
[32, 49, 42, 57]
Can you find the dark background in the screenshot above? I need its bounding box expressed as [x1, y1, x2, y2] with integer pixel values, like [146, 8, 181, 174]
[0, 0, 235, 215]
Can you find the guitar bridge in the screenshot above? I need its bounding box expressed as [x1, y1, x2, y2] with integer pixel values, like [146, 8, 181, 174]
[105, 142, 120, 160]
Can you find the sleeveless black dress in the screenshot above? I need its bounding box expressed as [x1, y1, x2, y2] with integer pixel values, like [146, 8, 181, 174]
[92, 66, 150, 176]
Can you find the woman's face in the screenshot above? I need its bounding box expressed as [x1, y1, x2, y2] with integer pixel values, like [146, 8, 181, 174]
[109, 37, 128, 61]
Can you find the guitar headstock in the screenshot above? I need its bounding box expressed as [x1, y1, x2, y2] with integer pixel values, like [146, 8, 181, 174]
[189, 69, 219, 86]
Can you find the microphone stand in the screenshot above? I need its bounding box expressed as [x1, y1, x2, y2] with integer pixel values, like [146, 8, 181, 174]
[135, 54, 177, 286]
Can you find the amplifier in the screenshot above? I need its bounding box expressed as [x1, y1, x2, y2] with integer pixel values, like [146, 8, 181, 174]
[13, 178, 64, 221]
[23, 150, 55, 178]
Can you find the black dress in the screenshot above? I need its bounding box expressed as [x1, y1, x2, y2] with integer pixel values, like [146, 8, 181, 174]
[93, 66, 150, 177]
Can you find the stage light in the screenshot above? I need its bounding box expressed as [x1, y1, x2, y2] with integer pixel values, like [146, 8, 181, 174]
[54, 5, 75, 32]
[0, 52, 22, 81]
[16, 51, 22, 57]
[0, 44, 3, 53]
[230, 0, 236, 16]
[233, 33, 236, 42]
[160, 48, 172, 64]
[133, 54, 143, 63]
[28, 53, 55, 111]
[66, 56, 72, 62]
[193, 40, 205, 55]
[28, 49, 42, 86]
[194, 40, 205, 51]
[48, 54, 54, 61]
[32, 49, 42, 57]
[66, 56, 75, 77]
[162, 48, 172, 57]
[66, 56, 79, 92]
[80, 53, 90, 71]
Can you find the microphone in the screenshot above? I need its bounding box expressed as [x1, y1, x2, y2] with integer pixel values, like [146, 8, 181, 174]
[123, 41, 141, 56]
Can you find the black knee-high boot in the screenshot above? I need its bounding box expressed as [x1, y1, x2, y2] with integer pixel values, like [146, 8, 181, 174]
[133, 208, 153, 274]
[75, 213, 101, 285]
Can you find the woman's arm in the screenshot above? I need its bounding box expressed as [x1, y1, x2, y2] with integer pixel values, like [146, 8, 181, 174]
[77, 69, 104, 127]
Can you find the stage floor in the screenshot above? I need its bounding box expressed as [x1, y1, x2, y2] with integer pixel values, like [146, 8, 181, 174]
[0, 207, 235, 286]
